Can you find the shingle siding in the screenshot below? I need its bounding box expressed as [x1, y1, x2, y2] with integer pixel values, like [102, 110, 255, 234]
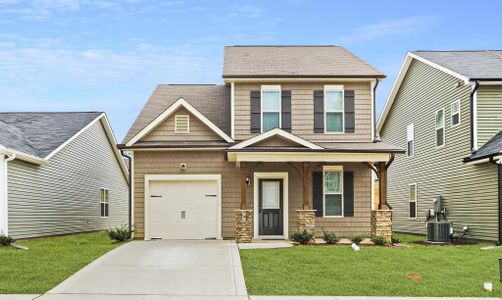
[7, 121, 128, 239]
[477, 85, 502, 149]
[380, 59, 499, 241]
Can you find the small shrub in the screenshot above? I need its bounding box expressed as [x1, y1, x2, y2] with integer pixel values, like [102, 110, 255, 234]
[0, 234, 15, 246]
[290, 228, 315, 245]
[349, 234, 365, 245]
[391, 236, 401, 244]
[322, 228, 339, 244]
[107, 225, 132, 242]
[371, 235, 388, 246]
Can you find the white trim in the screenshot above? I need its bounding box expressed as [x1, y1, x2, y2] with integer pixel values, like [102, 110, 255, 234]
[370, 80, 376, 140]
[377, 52, 470, 134]
[408, 183, 417, 219]
[479, 81, 502, 85]
[0, 147, 47, 165]
[228, 128, 323, 150]
[224, 77, 379, 83]
[126, 98, 234, 146]
[253, 172, 289, 239]
[143, 174, 222, 240]
[465, 155, 502, 165]
[473, 89, 478, 151]
[451, 99, 461, 128]
[100, 114, 130, 180]
[174, 114, 190, 133]
[322, 165, 344, 218]
[231, 81, 235, 139]
[324, 85, 344, 134]
[261, 85, 281, 132]
[132, 148, 226, 151]
[227, 151, 391, 163]
[435, 108, 445, 148]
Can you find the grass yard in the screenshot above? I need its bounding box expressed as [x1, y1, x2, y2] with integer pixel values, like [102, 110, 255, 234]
[0, 231, 124, 294]
[240, 233, 502, 297]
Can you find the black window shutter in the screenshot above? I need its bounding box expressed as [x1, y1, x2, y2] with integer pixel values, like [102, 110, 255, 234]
[343, 172, 354, 217]
[250, 91, 261, 133]
[281, 90, 292, 132]
[314, 90, 324, 133]
[312, 172, 323, 217]
[344, 90, 355, 133]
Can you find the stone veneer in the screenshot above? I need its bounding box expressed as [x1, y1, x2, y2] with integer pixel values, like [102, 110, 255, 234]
[371, 210, 392, 242]
[296, 210, 316, 232]
[235, 209, 253, 243]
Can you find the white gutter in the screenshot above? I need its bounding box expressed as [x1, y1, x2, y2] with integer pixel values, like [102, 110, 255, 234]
[0, 151, 15, 236]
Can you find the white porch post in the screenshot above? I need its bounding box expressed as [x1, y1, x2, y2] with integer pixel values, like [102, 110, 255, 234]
[0, 155, 8, 235]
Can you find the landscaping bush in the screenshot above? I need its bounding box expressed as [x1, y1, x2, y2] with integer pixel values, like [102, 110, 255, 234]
[0, 234, 15, 246]
[322, 228, 339, 244]
[391, 236, 401, 244]
[349, 234, 365, 245]
[290, 228, 315, 245]
[371, 235, 388, 246]
[106, 226, 132, 242]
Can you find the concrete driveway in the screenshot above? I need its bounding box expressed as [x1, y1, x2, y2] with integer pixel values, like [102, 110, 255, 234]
[41, 240, 247, 299]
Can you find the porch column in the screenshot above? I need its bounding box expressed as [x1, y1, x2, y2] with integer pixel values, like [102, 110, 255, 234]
[240, 162, 247, 209]
[377, 162, 387, 210]
[235, 162, 252, 242]
[297, 162, 316, 233]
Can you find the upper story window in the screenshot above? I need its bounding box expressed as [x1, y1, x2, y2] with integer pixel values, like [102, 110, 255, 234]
[261, 85, 281, 132]
[175, 115, 190, 133]
[407, 123, 414, 157]
[324, 85, 344, 133]
[451, 100, 460, 127]
[435, 109, 445, 147]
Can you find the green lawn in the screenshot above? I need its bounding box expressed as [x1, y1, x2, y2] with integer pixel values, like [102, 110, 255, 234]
[0, 231, 124, 294]
[240, 233, 502, 297]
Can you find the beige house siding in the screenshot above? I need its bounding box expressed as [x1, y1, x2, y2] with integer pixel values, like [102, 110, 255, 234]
[380, 59, 499, 241]
[140, 107, 223, 142]
[234, 82, 372, 142]
[133, 150, 371, 239]
[477, 85, 502, 148]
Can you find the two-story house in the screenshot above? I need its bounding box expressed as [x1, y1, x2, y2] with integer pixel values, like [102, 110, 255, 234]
[378, 50, 502, 242]
[119, 45, 403, 242]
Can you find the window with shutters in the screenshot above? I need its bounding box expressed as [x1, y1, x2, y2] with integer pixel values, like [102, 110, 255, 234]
[409, 183, 417, 219]
[324, 85, 344, 133]
[261, 85, 281, 132]
[100, 188, 109, 218]
[407, 123, 414, 157]
[435, 109, 445, 147]
[175, 114, 190, 133]
[323, 166, 343, 217]
[451, 100, 460, 127]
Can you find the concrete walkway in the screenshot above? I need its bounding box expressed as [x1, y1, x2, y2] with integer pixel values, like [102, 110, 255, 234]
[40, 240, 247, 299]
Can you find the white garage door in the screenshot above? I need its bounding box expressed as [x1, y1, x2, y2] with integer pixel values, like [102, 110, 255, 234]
[147, 179, 219, 240]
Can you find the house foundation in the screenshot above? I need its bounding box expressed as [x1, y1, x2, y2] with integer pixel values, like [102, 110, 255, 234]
[235, 209, 253, 243]
[371, 209, 392, 242]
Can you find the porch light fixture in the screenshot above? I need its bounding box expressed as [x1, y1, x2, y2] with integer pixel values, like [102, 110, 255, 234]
[245, 176, 250, 186]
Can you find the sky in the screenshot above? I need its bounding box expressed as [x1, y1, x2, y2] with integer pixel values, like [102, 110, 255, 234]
[1, 0, 501, 141]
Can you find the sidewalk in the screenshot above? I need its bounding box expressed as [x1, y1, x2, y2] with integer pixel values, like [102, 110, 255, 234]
[1, 295, 499, 299]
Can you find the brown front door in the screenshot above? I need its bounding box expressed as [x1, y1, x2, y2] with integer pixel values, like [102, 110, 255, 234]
[258, 178, 283, 235]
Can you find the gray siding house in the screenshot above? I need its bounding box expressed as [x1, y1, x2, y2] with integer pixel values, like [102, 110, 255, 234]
[378, 51, 502, 242]
[0, 112, 129, 239]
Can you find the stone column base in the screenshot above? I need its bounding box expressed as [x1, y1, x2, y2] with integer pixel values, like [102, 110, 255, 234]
[235, 209, 253, 243]
[371, 210, 392, 242]
[296, 210, 316, 232]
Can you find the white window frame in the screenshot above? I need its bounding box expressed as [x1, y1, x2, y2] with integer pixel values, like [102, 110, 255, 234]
[451, 100, 461, 127]
[322, 165, 344, 218]
[261, 85, 281, 132]
[407, 123, 414, 157]
[324, 85, 344, 134]
[100, 188, 109, 218]
[174, 114, 190, 133]
[435, 108, 445, 148]
[408, 183, 417, 219]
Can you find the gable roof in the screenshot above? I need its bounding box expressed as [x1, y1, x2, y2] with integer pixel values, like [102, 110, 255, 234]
[122, 84, 230, 144]
[228, 128, 323, 150]
[223, 45, 385, 79]
[377, 50, 502, 133]
[464, 130, 502, 163]
[125, 97, 233, 146]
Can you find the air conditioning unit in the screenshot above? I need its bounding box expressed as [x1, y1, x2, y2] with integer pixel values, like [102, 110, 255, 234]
[426, 222, 453, 243]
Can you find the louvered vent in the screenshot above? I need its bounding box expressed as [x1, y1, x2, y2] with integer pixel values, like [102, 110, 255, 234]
[175, 115, 189, 133]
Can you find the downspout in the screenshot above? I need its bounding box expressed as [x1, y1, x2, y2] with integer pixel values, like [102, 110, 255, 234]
[489, 157, 502, 245]
[120, 150, 132, 234]
[470, 81, 480, 153]
[372, 78, 380, 142]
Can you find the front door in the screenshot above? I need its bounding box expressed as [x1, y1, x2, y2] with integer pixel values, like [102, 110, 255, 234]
[258, 179, 283, 235]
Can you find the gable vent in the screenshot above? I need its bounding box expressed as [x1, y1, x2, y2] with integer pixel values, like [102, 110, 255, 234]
[175, 115, 190, 133]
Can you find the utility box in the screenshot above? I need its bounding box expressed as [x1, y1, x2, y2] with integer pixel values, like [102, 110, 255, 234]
[426, 222, 453, 242]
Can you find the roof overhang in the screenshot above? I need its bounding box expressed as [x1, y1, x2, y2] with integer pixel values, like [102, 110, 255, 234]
[229, 128, 323, 150]
[223, 77, 381, 83]
[227, 151, 392, 165]
[0, 147, 47, 165]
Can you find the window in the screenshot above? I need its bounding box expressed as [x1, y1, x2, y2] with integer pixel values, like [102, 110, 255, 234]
[409, 184, 417, 219]
[261, 85, 281, 132]
[451, 100, 460, 127]
[175, 115, 190, 133]
[100, 188, 109, 218]
[323, 166, 343, 217]
[435, 109, 445, 147]
[407, 123, 414, 157]
[324, 86, 344, 133]
[261, 181, 280, 209]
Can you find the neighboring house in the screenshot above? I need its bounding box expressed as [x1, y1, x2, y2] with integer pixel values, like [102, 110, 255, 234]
[0, 112, 129, 239]
[119, 45, 403, 241]
[378, 50, 502, 242]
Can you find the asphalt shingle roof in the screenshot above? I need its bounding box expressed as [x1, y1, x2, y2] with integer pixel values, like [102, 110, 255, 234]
[122, 84, 230, 144]
[0, 112, 102, 158]
[468, 130, 502, 161]
[223, 45, 385, 78]
[412, 50, 502, 80]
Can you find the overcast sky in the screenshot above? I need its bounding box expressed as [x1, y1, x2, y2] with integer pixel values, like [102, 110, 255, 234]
[1, 0, 501, 141]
